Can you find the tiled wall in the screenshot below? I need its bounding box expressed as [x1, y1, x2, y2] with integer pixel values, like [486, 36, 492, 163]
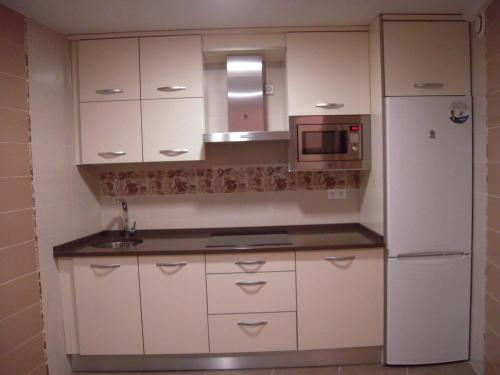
[0, 5, 47, 375]
[27, 19, 102, 375]
[485, 1, 500, 374]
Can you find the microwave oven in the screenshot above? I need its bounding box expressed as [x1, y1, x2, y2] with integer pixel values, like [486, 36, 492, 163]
[288, 115, 371, 171]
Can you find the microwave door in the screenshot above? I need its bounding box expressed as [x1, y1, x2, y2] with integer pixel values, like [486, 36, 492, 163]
[298, 125, 351, 162]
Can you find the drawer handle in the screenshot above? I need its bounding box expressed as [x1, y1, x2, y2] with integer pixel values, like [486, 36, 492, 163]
[315, 103, 344, 109]
[236, 280, 267, 286]
[156, 261, 188, 267]
[325, 256, 356, 261]
[98, 151, 126, 158]
[235, 260, 266, 266]
[95, 88, 124, 95]
[90, 264, 120, 269]
[159, 149, 189, 156]
[157, 86, 187, 92]
[414, 82, 444, 89]
[237, 320, 268, 327]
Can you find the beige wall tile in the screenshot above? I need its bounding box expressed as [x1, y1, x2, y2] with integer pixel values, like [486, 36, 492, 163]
[0, 302, 43, 355]
[0, 37, 25, 78]
[488, 196, 500, 232]
[0, 334, 45, 375]
[0, 177, 33, 212]
[489, 163, 500, 197]
[0, 272, 40, 320]
[0, 209, 35, 248]
[485, 325, 500, 370]
[0, 73, 27, 110]
[488, 55, 500, 96]
[0, 5, 24, 44]
[0, 143, 31, 177]
[29, 364, 48, 375]
[486, 261, 500, 301]
[486, 293, 500, 337]
[488, 229, 500, 268]
[488, 93, 500, 127]
[0, 107, 29, 142]
[0, 241, 37, 284]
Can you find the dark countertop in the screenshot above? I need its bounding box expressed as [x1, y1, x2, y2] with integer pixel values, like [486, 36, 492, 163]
[53, 223, 384, 258]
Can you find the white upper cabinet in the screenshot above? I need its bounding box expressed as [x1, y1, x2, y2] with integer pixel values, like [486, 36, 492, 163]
[80, 101, 143, 164]
[78, 38, 140, 102]
[141, 98, 205, 162]
[286, 32, 370, 116]
[140, 35, 204, 99]
[383, 21, 470, 96]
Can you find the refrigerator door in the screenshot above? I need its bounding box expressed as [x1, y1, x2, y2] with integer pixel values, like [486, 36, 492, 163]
[385, 96, 472, 257]
[386, 254, 471, 365]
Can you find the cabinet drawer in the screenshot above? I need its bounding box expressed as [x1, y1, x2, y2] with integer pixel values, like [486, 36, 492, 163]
[209, 312, 297, 353]
[206, 251, 295, 273]
[207, 272, 296, 314]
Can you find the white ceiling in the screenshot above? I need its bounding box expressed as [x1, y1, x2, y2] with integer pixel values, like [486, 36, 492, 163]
[0, 0, 487, 35]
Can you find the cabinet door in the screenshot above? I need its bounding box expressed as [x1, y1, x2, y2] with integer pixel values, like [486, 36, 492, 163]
[383, 21, 470, 96]
[140, 35, 203, 99]
[73, 257, 143, 355]
[296, 249, 384, 350]
[80, 101, 143, 164]
[141, 98, 205, 162]
[78, 38, 140, 102]
[139, 255, 209, 354]
[286, 32, 370, 116]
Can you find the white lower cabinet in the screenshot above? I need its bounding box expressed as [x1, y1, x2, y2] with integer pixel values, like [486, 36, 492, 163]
[296, 249, 384, 350]
[73, 256, 144, 355]
[208, 312, 297, 353]
[139, 255, 209, 354]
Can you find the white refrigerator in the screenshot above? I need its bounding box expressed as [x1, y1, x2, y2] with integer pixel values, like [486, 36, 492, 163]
[385, 96, 472, 365]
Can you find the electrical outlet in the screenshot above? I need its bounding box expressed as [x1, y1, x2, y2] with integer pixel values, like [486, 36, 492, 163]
[264, 84, 274, 95]
[327, 189, 346, 200]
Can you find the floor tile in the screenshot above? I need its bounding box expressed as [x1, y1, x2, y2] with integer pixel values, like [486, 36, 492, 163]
[273, 367, 339, 374]
[407, 362, 475, 375]
[339, 364, 406, 374]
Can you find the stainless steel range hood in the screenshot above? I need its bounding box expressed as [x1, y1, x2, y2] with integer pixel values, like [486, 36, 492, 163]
[203, 55, 290, 143]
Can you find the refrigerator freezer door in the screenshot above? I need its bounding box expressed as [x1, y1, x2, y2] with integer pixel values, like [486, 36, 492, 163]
[385, 96, 472, 257]
[386, 255, 470, 365]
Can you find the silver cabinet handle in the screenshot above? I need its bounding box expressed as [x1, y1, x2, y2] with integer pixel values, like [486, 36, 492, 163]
[157, 86, 187, 92]
[237, 320, 268, 327]
[156, 261, 188, 267]
[414, 82, 444, 89]
[236, 280, 267, 286]
[325, 256, 356, 261]
[98, 151, 126, 158]
[90, 264, 120, 269]
[315, 103, 344, 109]
[235, 260, 266, 266]
[159, 149, 189, 156]
[396, 251, 466, 258]
[95, 89, 124, 95]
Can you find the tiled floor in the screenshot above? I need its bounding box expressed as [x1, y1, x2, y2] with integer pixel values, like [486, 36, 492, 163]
[72, 361, 476, 374]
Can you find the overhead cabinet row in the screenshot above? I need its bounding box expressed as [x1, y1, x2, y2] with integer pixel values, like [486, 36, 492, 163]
[76, 35, 205, 164]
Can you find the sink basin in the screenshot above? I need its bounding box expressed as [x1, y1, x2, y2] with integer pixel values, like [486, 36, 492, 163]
[92, 238, 143, 249]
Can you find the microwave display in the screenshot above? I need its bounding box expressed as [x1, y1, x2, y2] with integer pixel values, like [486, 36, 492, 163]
[301, 130, 348, 155]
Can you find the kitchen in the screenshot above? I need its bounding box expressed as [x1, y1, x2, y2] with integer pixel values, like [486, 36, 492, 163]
[0, 0, 498, 375]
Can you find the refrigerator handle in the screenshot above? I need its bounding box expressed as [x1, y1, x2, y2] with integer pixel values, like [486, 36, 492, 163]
[395, 251, 467, 259]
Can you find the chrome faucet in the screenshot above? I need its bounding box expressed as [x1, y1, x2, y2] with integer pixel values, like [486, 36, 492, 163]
[115, 199, 136, 235]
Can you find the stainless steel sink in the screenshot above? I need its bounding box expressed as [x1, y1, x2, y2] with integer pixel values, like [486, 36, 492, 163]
[91, 238, 143, 249]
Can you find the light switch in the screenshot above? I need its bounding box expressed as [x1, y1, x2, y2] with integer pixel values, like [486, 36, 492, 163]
[327, 189, 346, 200]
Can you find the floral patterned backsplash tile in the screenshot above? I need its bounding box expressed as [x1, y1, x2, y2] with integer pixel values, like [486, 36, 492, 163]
[100, 165, 360, 196]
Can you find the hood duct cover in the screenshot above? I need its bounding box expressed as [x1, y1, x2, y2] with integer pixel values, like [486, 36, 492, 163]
[227, 55, 265, 132]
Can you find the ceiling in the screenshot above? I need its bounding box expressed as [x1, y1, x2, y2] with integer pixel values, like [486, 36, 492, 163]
[0, 0, 487, 35]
